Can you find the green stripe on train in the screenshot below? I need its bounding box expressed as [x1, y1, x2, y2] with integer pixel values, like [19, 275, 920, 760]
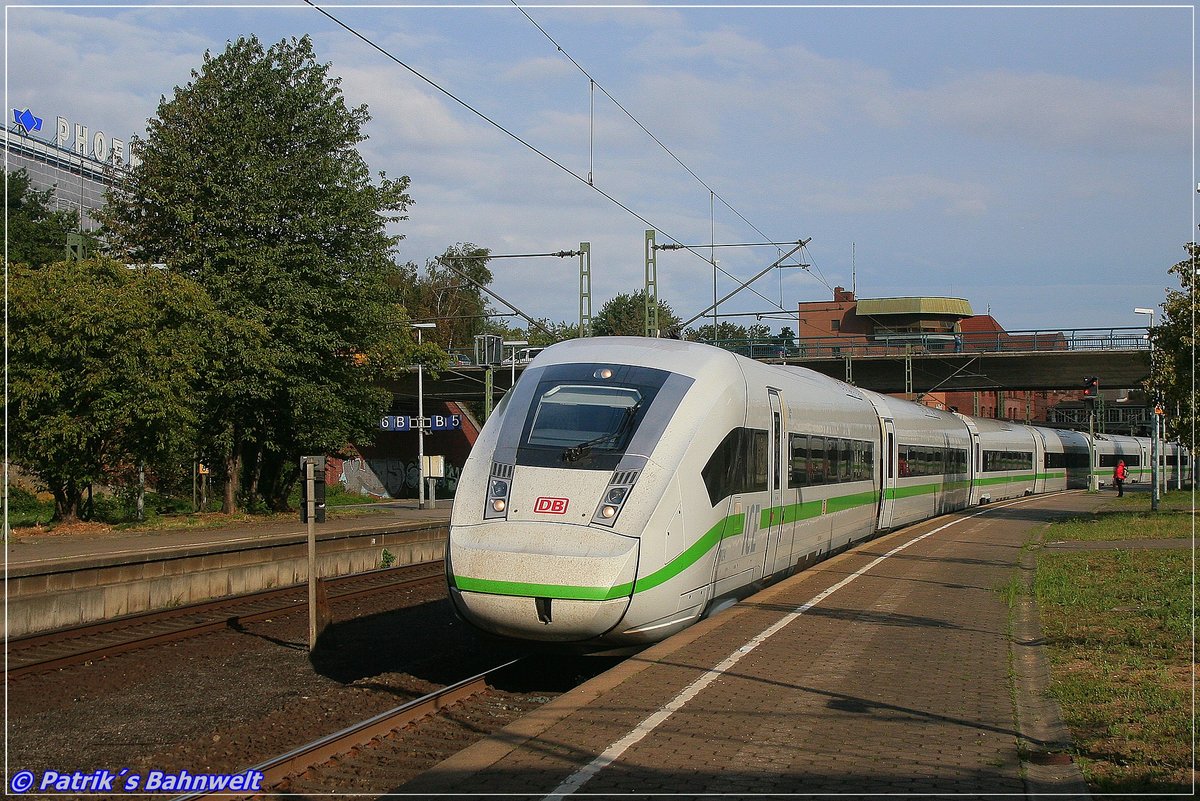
[453, 491, 879, 600]
[452, 574, 633, 601]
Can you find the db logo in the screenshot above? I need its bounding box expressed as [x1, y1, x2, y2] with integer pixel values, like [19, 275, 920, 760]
[534, 497, 569, 514]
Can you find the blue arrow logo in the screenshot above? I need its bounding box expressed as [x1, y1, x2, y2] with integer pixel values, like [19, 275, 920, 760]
[12, 108, 42, 135]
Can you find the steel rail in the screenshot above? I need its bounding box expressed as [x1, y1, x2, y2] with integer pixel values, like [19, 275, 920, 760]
[174, 659, 523, 801]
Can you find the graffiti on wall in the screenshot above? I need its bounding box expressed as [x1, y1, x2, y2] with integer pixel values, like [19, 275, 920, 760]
[340, 458, 462, 499]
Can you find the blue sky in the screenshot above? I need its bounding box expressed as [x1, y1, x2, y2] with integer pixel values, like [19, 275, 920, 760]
[6, 3, 1194, 333]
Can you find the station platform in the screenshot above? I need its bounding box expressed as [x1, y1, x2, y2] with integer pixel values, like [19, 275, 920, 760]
[5, 501, 452, 574]
[401, 491, 1103, 799]
[4, 502, 453, 637]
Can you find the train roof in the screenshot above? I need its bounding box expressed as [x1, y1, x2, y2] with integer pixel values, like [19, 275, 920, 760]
[536, 337, 738, 378]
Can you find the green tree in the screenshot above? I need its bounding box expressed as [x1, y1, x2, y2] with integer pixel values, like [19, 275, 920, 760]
[685, 320, 750, 343]
[6, 169, 98, 266]
[103, 34, 416, 513]
[8, 259, 216, 522]
[1150, 243, 1197, 446]
[404, 244, 493, 353]
[593, 291, 682, 337]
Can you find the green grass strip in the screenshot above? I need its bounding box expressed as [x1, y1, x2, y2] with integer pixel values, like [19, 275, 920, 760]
[1035, 493, 1194, 793]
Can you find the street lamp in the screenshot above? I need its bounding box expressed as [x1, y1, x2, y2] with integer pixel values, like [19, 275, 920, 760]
[1134, 307, 1159, 510]
[503, 339, 528, 387]
[412, 322, 436, 510]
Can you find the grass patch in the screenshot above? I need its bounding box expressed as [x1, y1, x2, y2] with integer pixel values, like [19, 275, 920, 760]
[1103, 487, 1195, 515]
[1035, 506, 1195, 794]
[1045, 490, 1195, 542]
[8, 481, 404, 536]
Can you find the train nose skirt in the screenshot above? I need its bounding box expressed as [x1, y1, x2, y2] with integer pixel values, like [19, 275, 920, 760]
[452, 589, 633, 641]
[449, 521, 639, 642]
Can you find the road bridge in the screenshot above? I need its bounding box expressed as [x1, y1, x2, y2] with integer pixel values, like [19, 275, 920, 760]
[790, 349, 1148, 394]
[387, 327, 1150, 405]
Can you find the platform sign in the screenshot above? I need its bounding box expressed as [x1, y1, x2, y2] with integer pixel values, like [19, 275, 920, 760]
[429, 414, 462, 431]
[380, 414, 461, 432]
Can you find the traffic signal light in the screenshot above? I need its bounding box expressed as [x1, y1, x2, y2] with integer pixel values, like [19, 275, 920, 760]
[1082, 376, 1099, 403]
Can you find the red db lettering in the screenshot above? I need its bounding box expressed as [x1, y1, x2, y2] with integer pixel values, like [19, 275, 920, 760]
[534, 497, 569, 514]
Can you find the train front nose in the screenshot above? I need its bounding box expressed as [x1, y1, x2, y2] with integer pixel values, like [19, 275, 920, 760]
[448, 522, 639, 642]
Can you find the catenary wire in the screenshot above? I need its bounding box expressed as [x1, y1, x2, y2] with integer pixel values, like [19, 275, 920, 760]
[301, 0, 790, 314]
[508, 2, 791, 260]
[507, 1, 815, 305]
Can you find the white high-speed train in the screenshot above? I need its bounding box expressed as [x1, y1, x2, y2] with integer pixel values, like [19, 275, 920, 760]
[445, 338, 1189, 647]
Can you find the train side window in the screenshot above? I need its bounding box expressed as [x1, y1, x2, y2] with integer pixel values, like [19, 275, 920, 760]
[851, 440, 864, 481]
[701, 427, 773, 507]
[839, 440, 853, 482]
[751, 430, 769, 493]
[702, 429, 745, 506]
[810, 436, 827, 484]
[790, 434, 809, 487]
[825, 438, 840, 484]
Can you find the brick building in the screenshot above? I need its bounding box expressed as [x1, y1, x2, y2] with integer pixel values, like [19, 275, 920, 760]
[796, 287, 1072, 423]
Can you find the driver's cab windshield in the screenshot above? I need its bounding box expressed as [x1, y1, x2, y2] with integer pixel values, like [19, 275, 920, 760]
[527, 386, 642, 450]
[514, 362, 681, 470]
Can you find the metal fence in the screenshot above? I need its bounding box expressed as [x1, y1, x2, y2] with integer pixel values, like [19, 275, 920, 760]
[708, 327, 1149, 360]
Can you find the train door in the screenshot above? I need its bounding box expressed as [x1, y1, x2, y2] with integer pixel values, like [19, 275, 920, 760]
[877, 418, 896, 530]
[952, 415, 982, 505]
[764, 390, 791, 575]
[1032, 429, 1047, 494]
[973, 433, 983, 503]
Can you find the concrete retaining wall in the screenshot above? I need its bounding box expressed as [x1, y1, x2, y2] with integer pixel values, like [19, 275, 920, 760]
[6, 525, 447, 638]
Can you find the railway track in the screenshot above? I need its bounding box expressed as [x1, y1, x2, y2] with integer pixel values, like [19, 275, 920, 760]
[178, 659, 522, 800]
[7, 561, 446, 679]
[176, 655, 617, 800]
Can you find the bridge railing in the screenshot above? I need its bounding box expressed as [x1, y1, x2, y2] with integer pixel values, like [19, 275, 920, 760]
[1049, 404, 1152, 426]
[708, 327, 1150, 360]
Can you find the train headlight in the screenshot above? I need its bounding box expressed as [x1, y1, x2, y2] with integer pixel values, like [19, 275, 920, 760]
[593, 468, 640, 526]
[485, 466, 512, 520]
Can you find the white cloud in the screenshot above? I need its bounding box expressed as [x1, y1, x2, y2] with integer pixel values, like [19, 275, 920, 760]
[920, 69, 1189, 153]
[6, 5, 1188, 332]
[501, 56, 577, 84]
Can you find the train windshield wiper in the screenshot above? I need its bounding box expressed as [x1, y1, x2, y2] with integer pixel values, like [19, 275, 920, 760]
[563, 403, 640, 463]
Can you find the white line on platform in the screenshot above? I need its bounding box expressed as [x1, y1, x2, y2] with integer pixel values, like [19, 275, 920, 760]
[542, 493, 1062, 799]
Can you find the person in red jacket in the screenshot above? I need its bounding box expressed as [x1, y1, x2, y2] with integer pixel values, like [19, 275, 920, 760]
[1114, 459, 1128, 497]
